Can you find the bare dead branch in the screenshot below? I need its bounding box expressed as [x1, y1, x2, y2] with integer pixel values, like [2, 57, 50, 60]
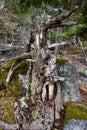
[9, 50, 36, 61]
[12, 52, 31, 60]
[43, 6, 78, 30]
[6, 60, 25, 84]
[26, 59, 36, 62]
[59, 6, 79, 21]
[48, 41, 67, 49]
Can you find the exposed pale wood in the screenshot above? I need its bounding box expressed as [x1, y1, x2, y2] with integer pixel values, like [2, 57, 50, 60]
[48, 41, 67, 49]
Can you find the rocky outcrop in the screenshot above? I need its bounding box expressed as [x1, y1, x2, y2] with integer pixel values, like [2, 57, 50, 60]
[63, 119, 87, 130]
[57, 60, 82, 102]
[63, 102, 87, 130]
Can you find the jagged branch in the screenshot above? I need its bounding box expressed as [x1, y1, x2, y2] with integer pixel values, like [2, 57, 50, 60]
[44, 6, 78, 30]
[59, 6, 79, 21]
[5, 47, 35, 61]
[47, 22, 76, 29]
[12, 52, 31, 61]
[38, 6, 78, 48]
[6, 60, 25, 84]
[48, 41, 67, 49]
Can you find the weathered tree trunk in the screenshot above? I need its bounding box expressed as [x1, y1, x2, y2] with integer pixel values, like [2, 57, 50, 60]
[26, 6, 78, 130]
[27, 44, 62, 130]
[0, 6, 79, 130]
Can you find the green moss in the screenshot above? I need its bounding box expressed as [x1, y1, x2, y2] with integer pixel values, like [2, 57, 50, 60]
[7, 77, 24, 97]
[3, 98, 15, 124]
[79, 71, 86, 77]
[0, 128, 3, 130]
[0, 59, 17, 87]
[56, 58, 67, 64]
[0, 59, 27, 97]
[64, 102, 87, 125]
[14, 61, 27, 74]
[4, 59, 17, 71]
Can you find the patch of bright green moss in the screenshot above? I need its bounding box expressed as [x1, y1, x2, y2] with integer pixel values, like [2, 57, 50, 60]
[3, 98, 15, 124]
[4, 59, 17, 71]
[56, 58, 67, 64]
[64, 102, 87, 125]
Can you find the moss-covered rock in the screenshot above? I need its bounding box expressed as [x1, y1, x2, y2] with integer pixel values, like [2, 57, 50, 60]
[64, 102, 87, 125]
[0, 58, 28, 123]
[56, 58, 67, 64]
[0, 58, 27, 97]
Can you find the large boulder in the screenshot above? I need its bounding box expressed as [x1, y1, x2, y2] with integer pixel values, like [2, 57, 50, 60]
[63, 119, 87, 130]
[57, 59, 82, 102]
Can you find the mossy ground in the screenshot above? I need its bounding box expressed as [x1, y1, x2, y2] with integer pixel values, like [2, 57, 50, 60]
[0, 58, 27, 123]
[64, 102, 87, 125]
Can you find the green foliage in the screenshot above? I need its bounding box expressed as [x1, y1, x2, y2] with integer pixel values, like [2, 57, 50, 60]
[5, 0, 61, 15]
[58, 24, 86, 39]
[80, 1, 87, 24]
[83, 42, 87, 47]
[64, 102, 87, 125]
